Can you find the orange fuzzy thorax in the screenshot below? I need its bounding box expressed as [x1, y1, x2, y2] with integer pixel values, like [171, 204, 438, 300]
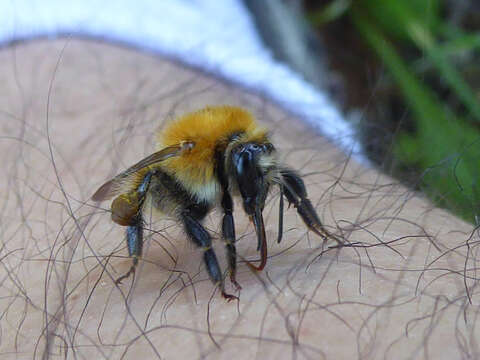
[157, 106, 268, 189]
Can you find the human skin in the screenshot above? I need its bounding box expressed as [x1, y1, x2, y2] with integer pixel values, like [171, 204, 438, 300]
[0, 39, 478, 360]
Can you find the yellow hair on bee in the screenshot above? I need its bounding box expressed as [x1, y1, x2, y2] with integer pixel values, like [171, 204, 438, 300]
[157, 106, 268, 201]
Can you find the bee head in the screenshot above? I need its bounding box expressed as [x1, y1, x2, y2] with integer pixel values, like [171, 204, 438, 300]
[229, 141, 275, 263]
[229, 142, 275, 215]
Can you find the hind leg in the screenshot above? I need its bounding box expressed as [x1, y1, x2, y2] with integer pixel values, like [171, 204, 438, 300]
[115, 216, 143, 284]
[113, 172, 153, 284]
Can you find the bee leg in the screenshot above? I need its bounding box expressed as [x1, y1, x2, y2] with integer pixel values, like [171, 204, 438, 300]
[115, 214, 144, 284]
[182, 212, 238, 301]
[281, 169, 343, 245]
[221, 195, 241, 291]
[216, 150, 241, 291]
[114, 172, 152, 284]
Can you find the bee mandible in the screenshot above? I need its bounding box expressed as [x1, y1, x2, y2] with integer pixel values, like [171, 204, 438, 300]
[92, 106, 342, 300]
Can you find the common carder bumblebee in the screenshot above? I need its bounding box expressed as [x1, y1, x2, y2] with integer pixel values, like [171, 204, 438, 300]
[92, 106, 342, 300]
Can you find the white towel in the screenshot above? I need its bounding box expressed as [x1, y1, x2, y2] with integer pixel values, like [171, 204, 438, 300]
[0, 0, 362, 159]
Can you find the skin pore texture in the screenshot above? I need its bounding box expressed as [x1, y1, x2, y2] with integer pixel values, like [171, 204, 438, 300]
[1, 39, 478, 359]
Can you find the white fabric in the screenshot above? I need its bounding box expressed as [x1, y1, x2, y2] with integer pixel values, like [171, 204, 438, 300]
[0, 0, 362, 158]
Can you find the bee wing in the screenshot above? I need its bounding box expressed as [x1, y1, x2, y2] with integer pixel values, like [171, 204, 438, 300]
[92, 141, 194, 201]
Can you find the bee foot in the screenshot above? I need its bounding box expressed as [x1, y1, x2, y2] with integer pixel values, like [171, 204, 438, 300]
[115, 266, 135, 284]
[222, 291, 239, 302]
[231, 279, 242, 291]
[246, 257, 267, 271]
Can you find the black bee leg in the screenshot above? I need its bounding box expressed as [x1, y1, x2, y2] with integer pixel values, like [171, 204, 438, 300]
[222, 195, 241, 291]
[215, 150, 241, 291]
[182, 212, 238, 301]
[115, 172, 153, 284]
[281, 169, 343, 245]
[116, 214, 144, 284]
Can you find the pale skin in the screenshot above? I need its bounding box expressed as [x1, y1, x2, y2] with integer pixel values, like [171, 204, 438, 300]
[0, 39, 478, 360]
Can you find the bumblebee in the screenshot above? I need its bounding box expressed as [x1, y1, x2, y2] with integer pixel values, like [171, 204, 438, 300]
[92, 106, 341, 300]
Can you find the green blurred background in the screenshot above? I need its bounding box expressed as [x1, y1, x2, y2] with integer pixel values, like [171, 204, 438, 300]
[306, 0, 480, 223]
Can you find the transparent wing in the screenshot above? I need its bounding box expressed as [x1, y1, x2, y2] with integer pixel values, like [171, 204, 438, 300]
[91, 141, 194, 201]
